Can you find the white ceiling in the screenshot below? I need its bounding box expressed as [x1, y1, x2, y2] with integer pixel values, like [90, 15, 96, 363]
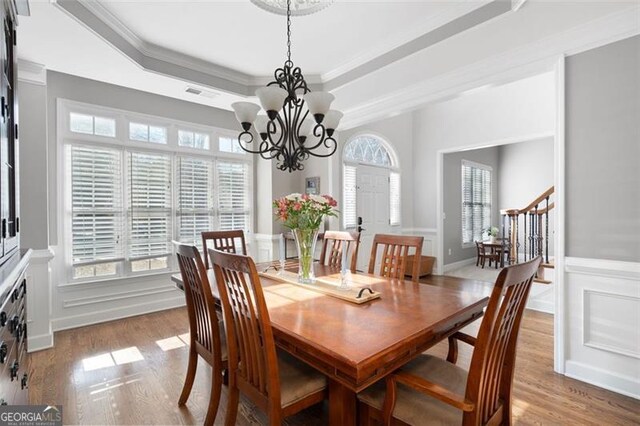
[94, 0, 484, 77]
[16, 0, 640, 127]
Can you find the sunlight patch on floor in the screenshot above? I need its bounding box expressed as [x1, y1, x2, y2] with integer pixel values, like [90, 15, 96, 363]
[81, 346, 145, 371]
[156, 336, 187, 351]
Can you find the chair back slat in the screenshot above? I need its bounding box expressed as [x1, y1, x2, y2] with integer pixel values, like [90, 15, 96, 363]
[210, 249, 281, 403]
[202, 230, 247, 269]
[319, 231, 361, 273]
[368, 234, 424, 283]
[465, 256, 542, 424]
[175, 244, 222, 358]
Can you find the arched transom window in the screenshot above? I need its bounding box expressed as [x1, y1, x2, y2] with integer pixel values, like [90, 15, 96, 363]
[343, 135, 392, 166]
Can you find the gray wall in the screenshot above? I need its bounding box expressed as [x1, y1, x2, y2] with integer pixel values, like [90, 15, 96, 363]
[443, 147, 500, 265]
[45, 71, 239, 245]
[18, 81, 50, 250]
[498, 137, 555, 256]
[566, 35, 640, 262]
[338, 113, 415, 229]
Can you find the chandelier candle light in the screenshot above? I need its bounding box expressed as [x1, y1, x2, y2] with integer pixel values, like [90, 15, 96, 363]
[231, 0, 342, 172]
[274, 193, 338, 283]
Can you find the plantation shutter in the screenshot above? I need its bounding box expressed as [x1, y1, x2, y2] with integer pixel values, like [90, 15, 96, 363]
[343, 165, 357, 228]
[216, 161, 250, 231]
[389, 171, 401, 226]
[71, 145, 124, 265]
[462, 161, 492, 244]
[128, 152, 172, 260]
[177, 157, 214, 248]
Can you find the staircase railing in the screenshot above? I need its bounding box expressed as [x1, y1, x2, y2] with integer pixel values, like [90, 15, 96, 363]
[500, 187, 555, 275]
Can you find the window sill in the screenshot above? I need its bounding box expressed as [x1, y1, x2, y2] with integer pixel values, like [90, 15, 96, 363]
[59, 269, 180, 289]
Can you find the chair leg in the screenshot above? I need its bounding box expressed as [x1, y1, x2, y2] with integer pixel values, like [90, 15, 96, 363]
[204, 365, 223, 426]
[178, 348, 198, 406]
[224, 385, 240, 426]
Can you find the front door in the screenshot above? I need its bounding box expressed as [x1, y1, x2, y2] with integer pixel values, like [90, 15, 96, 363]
[355, 165, 390, 272]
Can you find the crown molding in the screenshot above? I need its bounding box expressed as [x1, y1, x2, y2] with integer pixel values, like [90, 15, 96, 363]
[339, 4, 640, 130]
[18, 59, 47, 85]
[54, 0, 505, 97]
[77, 0, 257, 87]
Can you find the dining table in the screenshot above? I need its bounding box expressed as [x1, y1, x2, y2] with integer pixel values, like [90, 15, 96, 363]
[482, 240, 508, 268]
[171, 261, 490, 425]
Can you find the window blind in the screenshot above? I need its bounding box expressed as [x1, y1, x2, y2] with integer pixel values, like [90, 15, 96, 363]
[389, 172, 401, 226]
[343, 165, 357, 228]
[177, 157, 214, 247]
[128, 152, 172, 260]
[216, 161, 250, 231]
[71, 145, 123, 264]
[461, 161, 492, 245]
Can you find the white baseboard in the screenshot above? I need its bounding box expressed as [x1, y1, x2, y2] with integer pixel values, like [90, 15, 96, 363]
[28, 333, 54, 352]
[443, 257, 476, 273]
[52, 295, 186, 332]
[565, 360, 640, 400]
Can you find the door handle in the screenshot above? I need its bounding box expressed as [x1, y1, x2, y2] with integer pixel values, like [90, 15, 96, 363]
[357, 226, 366, 233]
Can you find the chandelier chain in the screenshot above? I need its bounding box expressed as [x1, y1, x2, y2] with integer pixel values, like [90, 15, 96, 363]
[286, 0, 292, 64]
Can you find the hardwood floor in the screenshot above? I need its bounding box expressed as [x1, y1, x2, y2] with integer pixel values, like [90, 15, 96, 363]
[30, 306, 639, 425]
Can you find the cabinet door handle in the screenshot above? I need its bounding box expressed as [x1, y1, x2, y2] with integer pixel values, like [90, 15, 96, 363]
[21, 373, 27, 390]
[1, 218, 6, 239]
[15, 217, 19, 233]
[0, 342, 6, 364]
[0, 311, 6, 327]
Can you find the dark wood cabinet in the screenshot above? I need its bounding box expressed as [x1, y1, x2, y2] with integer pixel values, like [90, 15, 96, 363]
[0, 0, 26, 406]
[0, 0, 18, 265]
[0, 252, 30, 406]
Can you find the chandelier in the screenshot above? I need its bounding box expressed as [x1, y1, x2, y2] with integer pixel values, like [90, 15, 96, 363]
[231, 0, 342, 172]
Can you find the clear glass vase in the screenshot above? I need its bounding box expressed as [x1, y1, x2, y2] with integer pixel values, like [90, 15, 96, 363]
[292, 228, 319, 284]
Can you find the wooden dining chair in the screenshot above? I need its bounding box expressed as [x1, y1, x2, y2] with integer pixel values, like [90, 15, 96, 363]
[319, 230, 361, 273]
[357, 256, 543, 426]
[201, 230, 247, 269]
[475, 241, 500, 269]
[175, 244, 228, 426]
[209, 249, 327, 426]
[368, 234, 424, 283]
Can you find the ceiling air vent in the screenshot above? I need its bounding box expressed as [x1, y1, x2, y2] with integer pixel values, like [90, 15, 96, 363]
[185, 86, 219, 99]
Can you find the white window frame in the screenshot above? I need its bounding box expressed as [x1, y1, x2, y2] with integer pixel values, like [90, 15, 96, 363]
[341, 133, 401, 229]
[461, 159, 493, 249]
[57, 99, 253, 285]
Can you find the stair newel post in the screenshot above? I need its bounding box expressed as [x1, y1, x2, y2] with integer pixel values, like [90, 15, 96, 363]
[545, 195, 550, 264]
[537, 212, 543, 257]
[532, 206, 537, 259]
[508, 213, 514, 265]
[515, 213, 520, 264]
[523, 211, 527, 262]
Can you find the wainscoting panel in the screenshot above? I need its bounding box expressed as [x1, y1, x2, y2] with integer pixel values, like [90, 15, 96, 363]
[583, 289, 639, 359]
[50, 246, 185, 334]
[565, 257, 640, 399]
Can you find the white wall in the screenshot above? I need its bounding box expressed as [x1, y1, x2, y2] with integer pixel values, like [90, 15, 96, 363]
[412, 72, 556, 230]
[498, 137, 555, 258]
